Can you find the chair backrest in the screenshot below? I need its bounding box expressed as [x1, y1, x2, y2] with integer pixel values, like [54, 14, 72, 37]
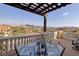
[56, 42, 65, 56]
[72, 38, 79, 45]
[15, 44, 24, 56]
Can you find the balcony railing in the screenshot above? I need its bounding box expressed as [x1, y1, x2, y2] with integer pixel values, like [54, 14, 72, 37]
[63, 32, 79, 40]
[0, 32, 54, 56]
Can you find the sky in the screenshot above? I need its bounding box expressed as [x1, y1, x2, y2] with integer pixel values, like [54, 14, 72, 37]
[0, 3, 79, 27]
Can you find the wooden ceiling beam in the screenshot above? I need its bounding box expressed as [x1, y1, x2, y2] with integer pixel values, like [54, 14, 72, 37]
[4, 3, 43, 16]
[4, 3, 71, 16]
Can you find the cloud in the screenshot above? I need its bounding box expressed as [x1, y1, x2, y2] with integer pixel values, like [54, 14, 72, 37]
[0, 19, 15, 23]
[63, 12, 69, 16]
[6, 20, 15, 23]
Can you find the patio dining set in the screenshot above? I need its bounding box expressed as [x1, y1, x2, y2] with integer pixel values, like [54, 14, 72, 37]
[15, 39, 65, 56]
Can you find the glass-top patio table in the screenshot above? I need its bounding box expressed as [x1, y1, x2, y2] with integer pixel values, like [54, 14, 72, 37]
[15, 41, 65, 56]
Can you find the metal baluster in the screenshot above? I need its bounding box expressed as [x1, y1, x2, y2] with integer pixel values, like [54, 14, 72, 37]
[3, 41, 6, 55]
[10, 40, 12, 52]
[12, 39, 15, 50]
[20, 38, 23, 45]
[5, 40, 8, 54]
[22, 38, 24, 45]
[16, 39, 18, 46]
[27, 38, 28, 45]
[24, 38, 26, 45]
[28, 38, 30, 45]
[29, 37, 31, 44]
[13, 38, 16, 51]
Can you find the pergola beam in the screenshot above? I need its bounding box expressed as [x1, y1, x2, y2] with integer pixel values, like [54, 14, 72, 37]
[4, 3, 71, 16]
[4, 3, 42, 16]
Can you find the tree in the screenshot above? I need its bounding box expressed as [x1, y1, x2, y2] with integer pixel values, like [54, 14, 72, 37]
[11, 26, 27, 35]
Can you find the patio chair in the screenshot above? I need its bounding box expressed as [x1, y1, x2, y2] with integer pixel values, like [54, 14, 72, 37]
[15, 44, 24, 56]
[56, 42, 65, 56]
[15, 43, 36, 56]
[72, 38, 79, 49]
[47, 42, 65, 56]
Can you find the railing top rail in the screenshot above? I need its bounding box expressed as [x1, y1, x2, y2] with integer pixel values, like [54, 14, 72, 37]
[0, 32, 53, 41]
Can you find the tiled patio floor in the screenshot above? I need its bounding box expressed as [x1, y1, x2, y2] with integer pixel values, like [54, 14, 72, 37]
[53, 39, 79, 56]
